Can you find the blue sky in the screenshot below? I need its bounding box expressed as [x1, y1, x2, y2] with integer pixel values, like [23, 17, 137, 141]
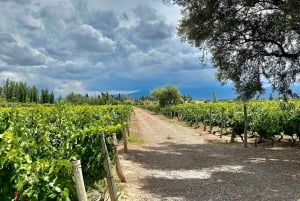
[0, 0, 249, 99]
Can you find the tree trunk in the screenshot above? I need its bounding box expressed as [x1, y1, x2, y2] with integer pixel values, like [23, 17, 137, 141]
[243, 102, 248, 148]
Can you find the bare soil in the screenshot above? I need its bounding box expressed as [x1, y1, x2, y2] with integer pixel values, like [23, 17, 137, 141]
[118, 107, 300, 201]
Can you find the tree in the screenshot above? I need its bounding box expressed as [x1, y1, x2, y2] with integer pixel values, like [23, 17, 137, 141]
[269, 93, 274, 100]
[17, 82, 27, 103]
[151, 85, 182, 107]
[174, 0, 300, 99]
[174, 0, 300, 147]
[48, 91, 55, 104]
[6, 80, 14, 102]
[40, 88, 49, 104]
[182, 94, 192, 103]
[29, 86, 39, 103]
[212, 90, 217, 102]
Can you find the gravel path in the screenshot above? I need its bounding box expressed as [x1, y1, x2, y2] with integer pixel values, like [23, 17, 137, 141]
[119, 107, 300, 201]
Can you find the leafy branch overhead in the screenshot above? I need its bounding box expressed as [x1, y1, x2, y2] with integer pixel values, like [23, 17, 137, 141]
[174, 0, 300, 99]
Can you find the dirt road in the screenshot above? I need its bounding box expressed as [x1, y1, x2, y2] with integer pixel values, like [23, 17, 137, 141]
[119, 107, 300, 201]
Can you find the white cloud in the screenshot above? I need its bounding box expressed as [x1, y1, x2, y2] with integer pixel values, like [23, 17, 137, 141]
[53, 80, 86, 96]
[0, 71, 24, 82]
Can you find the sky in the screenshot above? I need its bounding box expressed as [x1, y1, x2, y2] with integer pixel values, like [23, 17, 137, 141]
[0, 0, 247, 99]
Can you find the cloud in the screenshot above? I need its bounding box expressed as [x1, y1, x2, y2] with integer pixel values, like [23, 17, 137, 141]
[0, 71, 24, 82]
[65, 24, 116, 53]
[45, 23, 116, 60]
[133, 20, 173, 40]
[0, 33, 48, 66]
[45, 46, 72, 59]
[128, 49, 174, 67]
[54, 80, 86, 95]
[88, 10, 119, 30]
[0, 0, 227, 99]
[38, 59, 107, 81]
[133, 5, 160, 22]
[131, 5, 173, 40]
[39, 0, 76, 22]
[0, 0, 31, 4]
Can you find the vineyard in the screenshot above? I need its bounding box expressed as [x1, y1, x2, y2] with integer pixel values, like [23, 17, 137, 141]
[0, 103, 132, 200]
[142, 100, 300, 145]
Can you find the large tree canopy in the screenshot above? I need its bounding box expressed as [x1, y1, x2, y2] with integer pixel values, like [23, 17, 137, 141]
[174, 0, 300, 99]
[151, 85, 182, 107]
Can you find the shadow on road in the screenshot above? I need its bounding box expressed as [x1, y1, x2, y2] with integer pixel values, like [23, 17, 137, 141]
[122, 142, 300, 201]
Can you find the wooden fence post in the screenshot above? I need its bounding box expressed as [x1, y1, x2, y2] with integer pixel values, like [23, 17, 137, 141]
[209, 106, 213, 133]
[220, 107, 225, 138]
[203, 111, 207, 131]
[100, 133, 117, 201]
[122, 123, 128, 153]
[126, 116, 131, 137]
[72, 160, 88, 201]
[113, 133, 126, 183]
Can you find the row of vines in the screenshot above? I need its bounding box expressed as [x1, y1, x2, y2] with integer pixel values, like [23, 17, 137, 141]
[0, 103, 132, 200]
[142, 101, 300, 144]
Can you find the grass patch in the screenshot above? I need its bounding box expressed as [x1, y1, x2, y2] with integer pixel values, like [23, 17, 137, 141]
[128, 134, 145, 144]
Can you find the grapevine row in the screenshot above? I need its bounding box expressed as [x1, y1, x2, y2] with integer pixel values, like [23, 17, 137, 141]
[0, 103, 132, 200]
[142, 101, 300, 143]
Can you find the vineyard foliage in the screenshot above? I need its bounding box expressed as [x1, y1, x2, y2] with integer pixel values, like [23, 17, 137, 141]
[142, 101, 300, 142]
[0, 103, 132, 200]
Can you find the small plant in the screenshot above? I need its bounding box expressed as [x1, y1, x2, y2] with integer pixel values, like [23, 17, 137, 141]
[128, 134, 145, 144]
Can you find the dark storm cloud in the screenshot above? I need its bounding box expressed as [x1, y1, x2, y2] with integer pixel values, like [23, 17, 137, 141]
[0, 0, 222, 98]
[0, 33, 47, 66]
[131, 5, 173, 40]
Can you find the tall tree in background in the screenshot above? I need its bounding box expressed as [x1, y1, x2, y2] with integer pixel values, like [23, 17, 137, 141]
[40, 89, 49, 104]
[48, 91, 55, 104]
[17, 82, 27, 103]
[6, 80, 14, 102]
[0, 79, 54, 104]
[174, 0, 300, 99]
[151, 85, 182, 107]
[28, 86, 39, 103]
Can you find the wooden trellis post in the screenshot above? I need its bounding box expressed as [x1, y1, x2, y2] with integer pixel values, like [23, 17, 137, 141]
[72, 160, 88, 201]
[126, 116, 131, 137]
[209, 106, 213, 133]
[122, 123, 128, 153]
[243, 102, 248, 148]
[113, 133, 126, 183]
[220, 107, 225, 138]
[100, 133, 117, 201]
